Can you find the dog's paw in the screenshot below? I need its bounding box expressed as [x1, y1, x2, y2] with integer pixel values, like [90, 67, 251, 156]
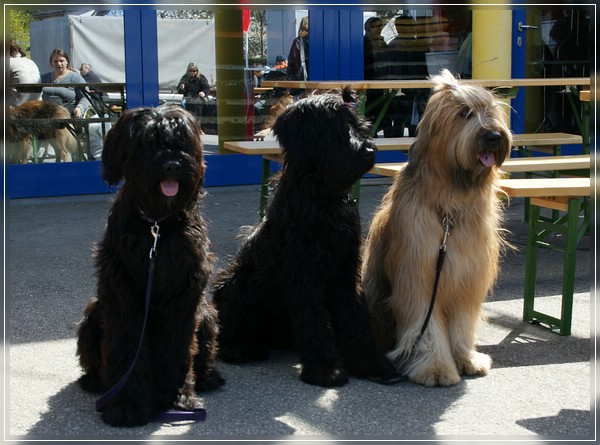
[195, 369, 226, 392]
[409, 363, 461, 387]
[457, 351, 491, 376]
[174, 391, 203, 411]
[300, 365, 349, 387]
[218, 345, 268, 363]
[77, 373, 104, 393]
[101, 402, 151, 427]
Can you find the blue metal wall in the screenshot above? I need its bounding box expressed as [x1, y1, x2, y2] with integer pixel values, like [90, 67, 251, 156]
[309, 8, 364, 81]
[124, 9, 160, 107]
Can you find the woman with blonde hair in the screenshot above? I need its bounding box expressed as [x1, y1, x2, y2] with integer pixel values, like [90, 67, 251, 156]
[177, 62, 211, 127]
[287, 16, 309, 81]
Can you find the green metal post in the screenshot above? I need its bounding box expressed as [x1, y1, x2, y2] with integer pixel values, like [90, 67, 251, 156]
[523, 203, 540, 322]
[559, 197, 580, 336]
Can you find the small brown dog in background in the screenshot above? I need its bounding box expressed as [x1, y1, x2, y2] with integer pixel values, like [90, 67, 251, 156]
[362, 69, 512, 387]
[254, 93, 294, 137]
[8, 100, 79, 163]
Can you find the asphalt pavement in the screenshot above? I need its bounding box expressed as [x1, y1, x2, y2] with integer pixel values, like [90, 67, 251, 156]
[4, 177, 594, 442]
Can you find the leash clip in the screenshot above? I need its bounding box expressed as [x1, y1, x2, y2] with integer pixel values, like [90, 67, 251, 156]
[149, 222, 160, 258]
[440, 216, 453, 252]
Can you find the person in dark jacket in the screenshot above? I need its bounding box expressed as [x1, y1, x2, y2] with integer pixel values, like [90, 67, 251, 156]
[286, 16, 309, 81]
[177, 62, 211, 126]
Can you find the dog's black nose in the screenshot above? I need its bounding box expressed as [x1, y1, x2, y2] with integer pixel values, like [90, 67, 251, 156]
[485, 131, 502, 145]
[164, 160, 181, 175]
[362, 145, 376, 163]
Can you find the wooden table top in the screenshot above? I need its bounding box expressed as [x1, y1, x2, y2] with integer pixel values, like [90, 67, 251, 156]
[223, 132, 582, 156]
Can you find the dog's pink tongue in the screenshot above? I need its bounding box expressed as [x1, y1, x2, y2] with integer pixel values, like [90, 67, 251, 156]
[479, 152, 496, 167]
[160, 180, 179, 197]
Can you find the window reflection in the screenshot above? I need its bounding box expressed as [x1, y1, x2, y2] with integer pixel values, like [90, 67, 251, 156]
[7, 6, 590, 164]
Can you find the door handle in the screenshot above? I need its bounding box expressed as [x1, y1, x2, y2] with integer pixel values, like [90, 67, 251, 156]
[518, 22, 539, 32]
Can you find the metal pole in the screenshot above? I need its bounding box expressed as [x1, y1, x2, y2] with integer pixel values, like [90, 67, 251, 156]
[215, 9, 247, 151]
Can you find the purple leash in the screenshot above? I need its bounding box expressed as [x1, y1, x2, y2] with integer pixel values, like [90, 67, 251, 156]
[95, 221, 206, 422]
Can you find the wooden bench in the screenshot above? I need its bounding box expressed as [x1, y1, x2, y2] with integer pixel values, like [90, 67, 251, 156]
[500, 177, 590, 336]
[368, 159, 591, 336]
[223, 132, 583, 218]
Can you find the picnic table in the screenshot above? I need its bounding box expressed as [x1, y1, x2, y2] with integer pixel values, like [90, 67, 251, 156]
[261, 78, 591, 135]
[223, 133, 584, 219]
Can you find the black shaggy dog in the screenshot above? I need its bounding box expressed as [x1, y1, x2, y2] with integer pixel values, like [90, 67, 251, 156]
[213, 87, 399, 387]
[76, 104, 224, 427]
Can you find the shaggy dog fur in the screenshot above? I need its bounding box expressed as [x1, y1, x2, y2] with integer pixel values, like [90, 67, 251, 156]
[362, 70, 512, 387]
[212, 87, 399, 388]
[8, 100, 78, 163]
[76, 104, 224, 427]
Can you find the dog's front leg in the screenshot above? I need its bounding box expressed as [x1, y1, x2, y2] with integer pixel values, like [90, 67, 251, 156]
[99, 304, 153, 427]
[448, 307, 491, 377]
[193, 299, 226, 391]
[394, 314, 461, 387]
[327, 288, 399, 383]
[151, 299, 202, 411]
[286, 276, 348, 388]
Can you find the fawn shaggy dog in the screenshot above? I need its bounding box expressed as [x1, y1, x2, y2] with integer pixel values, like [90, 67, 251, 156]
[213, 87, 399, 387]
[362, 70, 512, 387]
[8, 100, 79, 163]
[77, 105, 224, 426]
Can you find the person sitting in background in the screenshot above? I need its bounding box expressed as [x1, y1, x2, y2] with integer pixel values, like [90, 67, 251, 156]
[273, 55, 288, 72]
[79, 63, 101, 84]
[363, 17, 389, 135]
[40, 48, 90, 118]
[79, 63, 105, 95]
[79, 62, 109, 114]
[252, 63, 265, 88]
[364, 17, 388, 80]
[177, 62, 211, 128]
[8, 39, 41, 107]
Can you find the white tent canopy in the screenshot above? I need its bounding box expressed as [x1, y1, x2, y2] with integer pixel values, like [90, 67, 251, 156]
[30, 14, 216, 91]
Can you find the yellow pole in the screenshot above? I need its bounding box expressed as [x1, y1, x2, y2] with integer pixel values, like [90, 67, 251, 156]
[472, 8, 512, 122]
[215, 9, 246, 152]
[472, 9, 512, 79]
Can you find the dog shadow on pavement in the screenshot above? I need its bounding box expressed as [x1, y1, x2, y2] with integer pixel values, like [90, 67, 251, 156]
[24, 350, 465, 438]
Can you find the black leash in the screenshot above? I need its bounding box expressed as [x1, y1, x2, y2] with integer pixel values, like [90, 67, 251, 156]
[95, 220, 206, 423]
[413, 215, 453, 347]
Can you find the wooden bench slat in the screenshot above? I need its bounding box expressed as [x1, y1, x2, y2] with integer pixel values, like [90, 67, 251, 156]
[501, 154, 589, 173]
[369, 154, 590, 177]
[511, 132, 582, 146]
[497, 177, 590, 198]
